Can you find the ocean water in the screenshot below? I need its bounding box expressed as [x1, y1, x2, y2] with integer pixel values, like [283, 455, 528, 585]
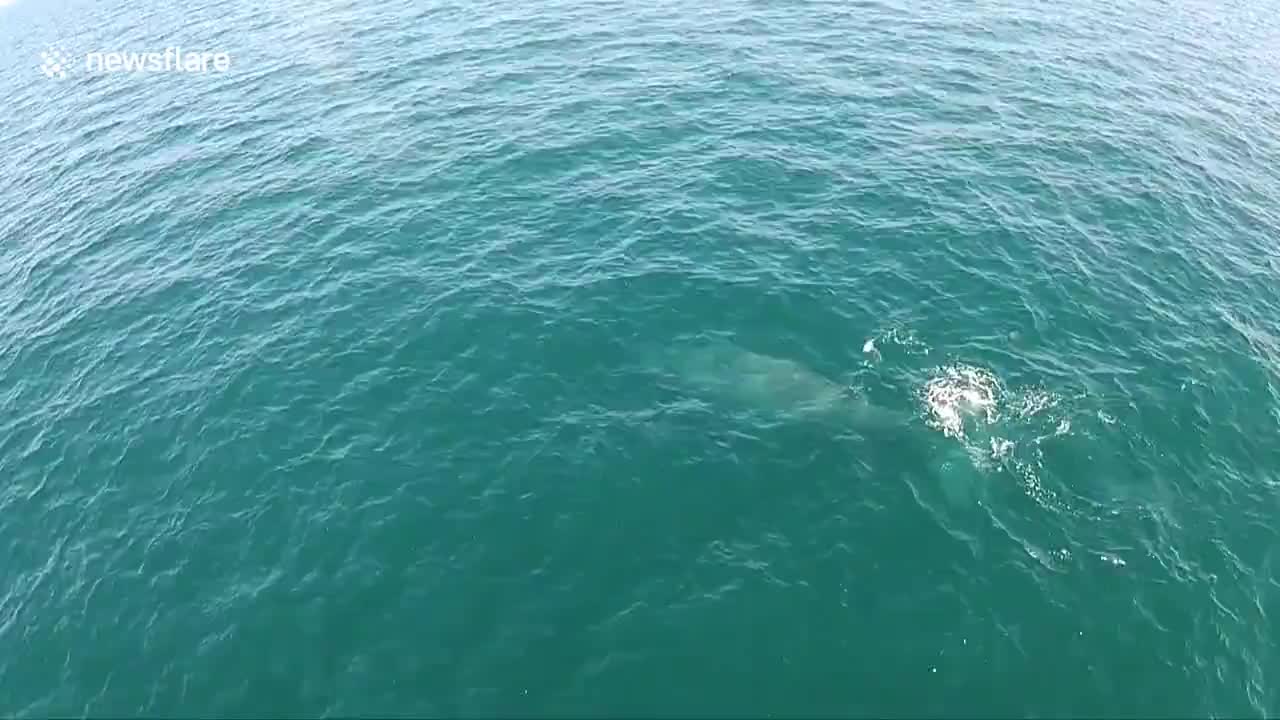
[3, 0, 1280, 715]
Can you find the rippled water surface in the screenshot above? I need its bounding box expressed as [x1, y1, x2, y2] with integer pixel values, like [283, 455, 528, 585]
[3, 0, 1280, 715]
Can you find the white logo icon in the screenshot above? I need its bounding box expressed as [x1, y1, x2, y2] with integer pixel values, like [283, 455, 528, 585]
[41, 48, 71, 79]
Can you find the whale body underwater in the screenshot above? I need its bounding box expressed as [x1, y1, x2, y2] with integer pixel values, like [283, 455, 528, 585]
[650, 339, 985, 505]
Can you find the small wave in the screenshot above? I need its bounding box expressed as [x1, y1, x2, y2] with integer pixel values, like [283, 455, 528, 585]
[862, 326, 931, 365]
[1013, 387, 1058, 419]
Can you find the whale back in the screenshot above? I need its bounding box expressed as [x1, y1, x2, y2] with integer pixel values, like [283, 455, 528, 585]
[657, 340, 908, 429]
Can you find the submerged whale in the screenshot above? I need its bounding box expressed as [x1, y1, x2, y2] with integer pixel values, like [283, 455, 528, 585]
[654, 339, 907, 429]
[651, 339, 984, 505]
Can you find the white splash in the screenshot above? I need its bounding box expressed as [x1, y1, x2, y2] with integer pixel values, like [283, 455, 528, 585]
[1014, 388, 1058, 418]
[921, 364, 1002, 439]
[883, 327, 930, 355]
[989, 436, 1015, 460]
[862, 338, 881, 363]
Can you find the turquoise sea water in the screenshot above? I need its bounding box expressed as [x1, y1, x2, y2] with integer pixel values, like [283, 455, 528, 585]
[3, 0, 1280, 715]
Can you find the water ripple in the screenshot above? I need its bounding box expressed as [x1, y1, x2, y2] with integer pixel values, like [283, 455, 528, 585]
[1, 0, 1280, 715]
